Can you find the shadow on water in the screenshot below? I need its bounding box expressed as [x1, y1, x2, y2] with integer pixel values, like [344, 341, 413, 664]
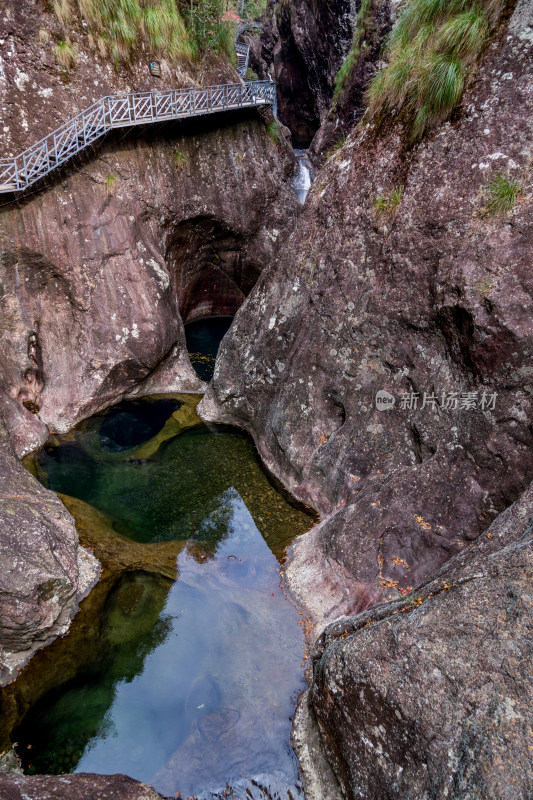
[185, 316, 233, 381]
[10, 394, 314, 799]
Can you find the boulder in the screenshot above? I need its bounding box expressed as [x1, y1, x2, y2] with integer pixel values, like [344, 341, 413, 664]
[308, 480, 533, 800]
[0, 418, 99, 686]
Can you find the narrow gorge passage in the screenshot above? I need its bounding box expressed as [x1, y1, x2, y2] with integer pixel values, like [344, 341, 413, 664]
[185, 317, 233, 380]
[0, 0, 531, 799]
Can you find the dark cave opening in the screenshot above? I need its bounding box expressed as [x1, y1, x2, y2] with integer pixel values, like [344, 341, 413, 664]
[167, 215, 262, 325]
[184, 316, 233, 381]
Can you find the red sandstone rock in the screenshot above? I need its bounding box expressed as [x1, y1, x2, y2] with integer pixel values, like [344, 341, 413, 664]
[0, 772, 167, 800]
[201, 1, 533, 626]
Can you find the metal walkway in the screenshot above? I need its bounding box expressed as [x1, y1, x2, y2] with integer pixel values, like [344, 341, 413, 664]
[0, 77, 274, 194]
[235, 42, 250, 77]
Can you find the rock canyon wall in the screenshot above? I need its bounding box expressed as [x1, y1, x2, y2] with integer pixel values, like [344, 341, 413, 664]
[0, 0, 532, 797]
[200, 1, 533, 796]
[0, 0, 298, 686]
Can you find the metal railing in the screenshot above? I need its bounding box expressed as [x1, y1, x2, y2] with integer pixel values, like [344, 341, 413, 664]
[0, 79, 275, 194]
[235, 42, 250, 77]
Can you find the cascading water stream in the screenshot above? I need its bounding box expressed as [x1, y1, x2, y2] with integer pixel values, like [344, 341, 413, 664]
[292, 149, 313, 204]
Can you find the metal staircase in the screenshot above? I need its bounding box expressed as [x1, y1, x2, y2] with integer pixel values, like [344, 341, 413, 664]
[0, 78, 275, 194]
[235, 42, 250, 77]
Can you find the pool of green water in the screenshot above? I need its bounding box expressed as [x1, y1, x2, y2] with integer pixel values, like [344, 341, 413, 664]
[185, 316, 233, 381]
[16, 395, 312, 799]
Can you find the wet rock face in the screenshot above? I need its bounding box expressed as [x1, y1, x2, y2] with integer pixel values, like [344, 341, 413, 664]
[310, 481, 533, 800]
[200, 4, 533, 623]
[0, 772, 165, 800]
[258, 0, 361, 144]
[0, 110, 298, 454]
[308, 0, 393, 164]
[0, 419, 99, 685]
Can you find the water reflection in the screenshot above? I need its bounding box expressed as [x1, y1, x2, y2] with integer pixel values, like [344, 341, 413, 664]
[15, 397, 312, 798]
[26, 395, 310, 555]
[16, 492, 306, 799]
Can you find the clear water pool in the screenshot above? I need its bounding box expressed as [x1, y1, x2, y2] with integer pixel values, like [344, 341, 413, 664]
[14, 396, 313, 799]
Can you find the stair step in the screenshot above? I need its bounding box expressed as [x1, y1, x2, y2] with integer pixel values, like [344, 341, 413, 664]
[0, 75, 274, 194]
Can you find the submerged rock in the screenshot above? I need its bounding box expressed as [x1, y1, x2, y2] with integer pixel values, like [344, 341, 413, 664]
[198, 707, 240, 743]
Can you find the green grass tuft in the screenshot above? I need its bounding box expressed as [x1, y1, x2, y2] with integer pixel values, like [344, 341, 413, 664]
[435, 9, 489, 57]
[326, 133, 347, 160]
[53, 0, 72, 24]
[242, 0, 268, 21]
[366, 0, 504, 139]
[173, 148, 188, 169]
[482, 173, 522, 216]
[373, 186, 403, 215]
[39, 28, 52, 45]
[187, 0, 237, 60]
[266, 119, 280, 144]
[105, 174, 117, 193]
[55, 39, 78, 69]
[53, 0, 235, 66]
[333, 0, 372, 101]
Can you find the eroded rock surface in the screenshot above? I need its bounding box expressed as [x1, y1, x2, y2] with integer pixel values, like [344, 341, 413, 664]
[0, 108, 297, 456]
[0, 772, 166, 800]
[200, 2, 533, 628]
[0, 418, 99, 685]
[308, 480, 533, 800]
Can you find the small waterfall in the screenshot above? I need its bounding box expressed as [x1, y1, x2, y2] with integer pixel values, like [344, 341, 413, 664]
[291, 149, 313, 204]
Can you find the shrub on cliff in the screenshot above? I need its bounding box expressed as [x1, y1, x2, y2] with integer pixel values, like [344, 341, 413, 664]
[333, 0, 372, 101]
[55, 38, 78, 68]
[366, 0, 506, 139]
[52, 0, 236, 66]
